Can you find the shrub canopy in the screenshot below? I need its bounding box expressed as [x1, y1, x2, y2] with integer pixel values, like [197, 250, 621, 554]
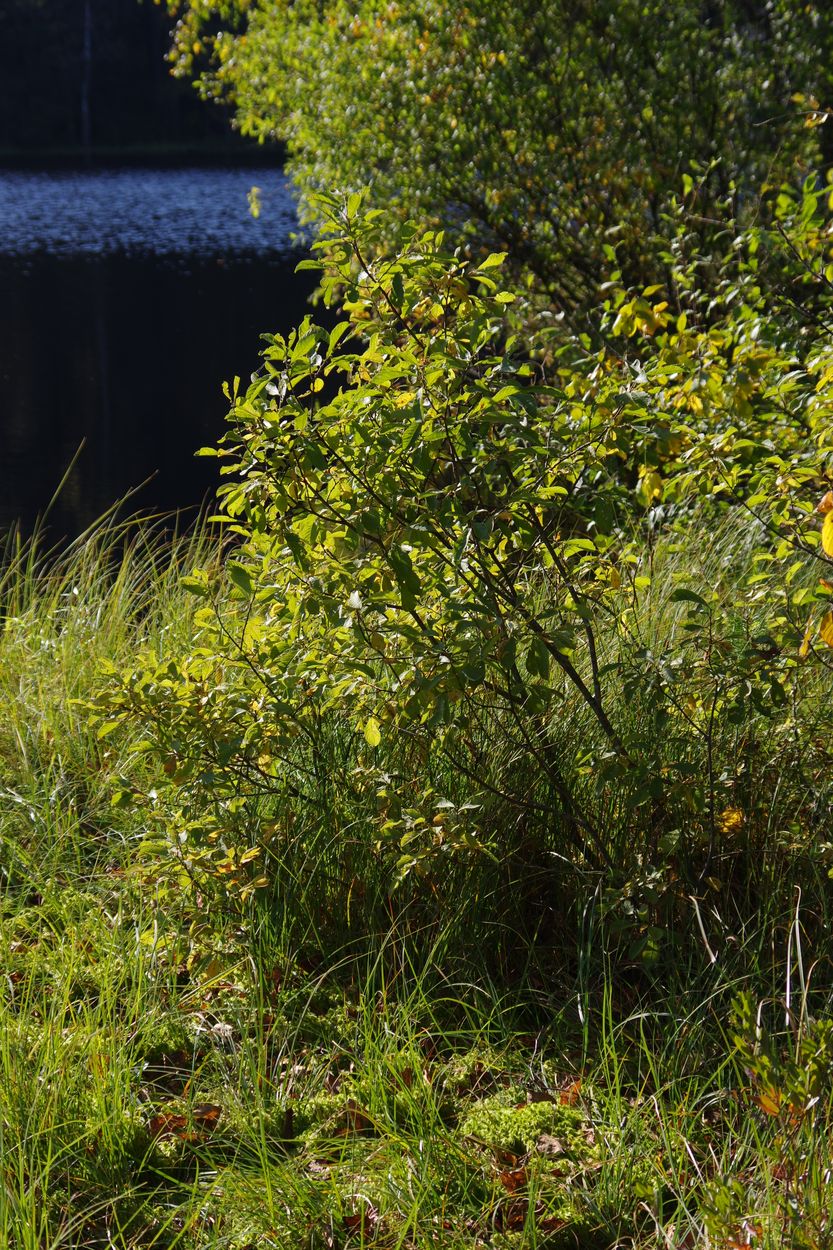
[166, 0, 833, 318]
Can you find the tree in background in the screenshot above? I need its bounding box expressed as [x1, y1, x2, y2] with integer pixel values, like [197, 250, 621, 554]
[165, 0, 832, 317]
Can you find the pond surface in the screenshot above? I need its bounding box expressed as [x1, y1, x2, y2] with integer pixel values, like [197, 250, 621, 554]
[0, 166, 315, 540]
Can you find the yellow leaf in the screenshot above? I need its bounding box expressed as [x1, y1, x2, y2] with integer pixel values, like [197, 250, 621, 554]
[757, 1089, 783, 1117]
[364, 718, 381, 748]
[823, 511, 833, 557]
[799, 618, 814, 658]
[816, 490, 833, 514]
[718, 807, 744, 834]
[819, 611, 833, 649]
[637, 471, 663, 506]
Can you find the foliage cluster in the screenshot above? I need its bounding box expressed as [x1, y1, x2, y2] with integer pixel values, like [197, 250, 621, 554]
[165, 0, 833, 318]
[96, 180, 833, 937]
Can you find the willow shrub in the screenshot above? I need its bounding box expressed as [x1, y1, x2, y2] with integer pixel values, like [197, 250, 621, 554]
[95, 187, 833, 961]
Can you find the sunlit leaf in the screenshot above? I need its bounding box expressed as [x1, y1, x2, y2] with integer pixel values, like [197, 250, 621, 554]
[757, 1089, 783, 1116]
[476, 251, 507, 271]
[823, 511, 833, 558]
[228, 563, 254, 596]
[819, 610, 833, 648]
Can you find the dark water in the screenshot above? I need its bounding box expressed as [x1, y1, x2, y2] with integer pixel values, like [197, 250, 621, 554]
[1, 167, 314, 540]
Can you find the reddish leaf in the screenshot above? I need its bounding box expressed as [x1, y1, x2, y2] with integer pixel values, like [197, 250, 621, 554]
[343, 1202, 379, 1238]
[192, 1103, 222, 1130]
[418, 1032, 438, 1062]
[148, 1111, 188, 1139]
[538, 1214, 568, 1234]
[335, 1099, 373, 1135]
[494, 1198, 530, 1231]
[559, 1078, 582, 1106]
[493, 1146, 525, 1168]
[723, 1221, 763, 1248]
[325, 1069, 342, 1095]
[498, 1166, 528, 1193]
[148, 1103, 222, 1141]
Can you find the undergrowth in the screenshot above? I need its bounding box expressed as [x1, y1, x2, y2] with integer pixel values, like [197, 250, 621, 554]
[0, 519, 831, 1248]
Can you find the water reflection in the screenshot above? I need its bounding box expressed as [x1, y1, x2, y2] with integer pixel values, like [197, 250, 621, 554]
[0, 166, 297, 257]
[1, 167, 314, 540]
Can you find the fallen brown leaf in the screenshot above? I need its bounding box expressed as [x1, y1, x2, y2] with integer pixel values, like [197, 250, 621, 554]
[538, 1214, 568, 1234]
[192, 1103, 222, 1129]
[493, 1146, 526, 1168]
[498, 1166, 528, 1193]
[343, 1201, 379, 1238]
[559, 1078, 582, 1106]
[148, 1103, 221, 1141]
[494, 1197, 530, 1231]
[334, 1099, 373, 1136]
[148, 1111, 188, 1140]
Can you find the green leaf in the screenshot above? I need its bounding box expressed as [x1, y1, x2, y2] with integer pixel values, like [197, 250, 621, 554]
[228, 563, 255, 597]
[364, 718, 382, 748]
[328, 320, 351, 353]
[476, 252, 508, 271]
[182, 576, 210, 598]
[669, 588, 709, 608]
[525, 636, 551, 680]
[388, 546, 421, 599]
